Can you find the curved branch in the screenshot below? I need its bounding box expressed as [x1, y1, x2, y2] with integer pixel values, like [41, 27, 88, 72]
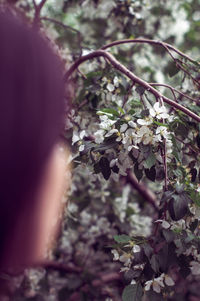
[101, 39, 200, 87]
[101, 38, 196, 63]
[64, 50, 200, 123]
[34, 260, 82, 273]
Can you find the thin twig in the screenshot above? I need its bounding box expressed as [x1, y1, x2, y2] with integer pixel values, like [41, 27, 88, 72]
[102, 39, 200, 88]
[161, 141, 168, 191]
[126, 171, 159, 212]
[149, 83, 200, 105]
[160, 45, 200, 88]
[175, 136, 199, 155]
[64, 50, 200, 123]
[77, 68, 87, 79]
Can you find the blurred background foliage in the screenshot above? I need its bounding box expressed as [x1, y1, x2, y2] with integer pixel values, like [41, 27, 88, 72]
[7, 0, 200, 300]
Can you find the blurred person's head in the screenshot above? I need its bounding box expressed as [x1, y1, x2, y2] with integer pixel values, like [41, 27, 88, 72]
[0, 5, 70, 287]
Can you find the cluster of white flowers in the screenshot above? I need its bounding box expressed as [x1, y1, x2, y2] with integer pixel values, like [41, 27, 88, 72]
[100, 76, 123, 106]
[111, 243, 141, 271]
[144, 273, 175, 293]
[95, 101, 173, 167]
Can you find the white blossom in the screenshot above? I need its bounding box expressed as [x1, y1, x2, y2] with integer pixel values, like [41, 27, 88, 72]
[156, 126, 170, 141]
[105, 129, 118, 137]
[111, 249, 119, 261]
[99, 115, 117, 130]
[150, 102, 169, 119]
[136, 126, 154, 145]
[132, 245, 141, 253]
[144, 273, 174, 293]
[137, 116, 153, 126]
[155, 219, 171, 229]
[119, 253, 132, 266]
[128, 120, 137, 128]
[120, 123, 128, 133]
[113, 76, 120, 87]
[110, 158, 118, 168]
[72, 130, 86, 145]
[144, 275, 164, 293]
[95, 129, 105, 144]
[164, 275, 175, 286]
[190, 261, 200, 275]
[122, 128, 138, 151]
[107, 83, 115, 92]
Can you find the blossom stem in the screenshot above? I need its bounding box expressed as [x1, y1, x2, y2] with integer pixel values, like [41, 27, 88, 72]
[163, 139, 168, 191]
[65, 50, 200, 123]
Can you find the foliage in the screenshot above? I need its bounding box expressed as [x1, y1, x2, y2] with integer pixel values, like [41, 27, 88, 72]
[7, 0, 200, 300]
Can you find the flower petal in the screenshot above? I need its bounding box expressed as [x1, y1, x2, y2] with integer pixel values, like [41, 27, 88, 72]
[165, 275, 175, 286]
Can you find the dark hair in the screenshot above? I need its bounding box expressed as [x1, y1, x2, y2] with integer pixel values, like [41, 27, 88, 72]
[0, 8, 65, 273]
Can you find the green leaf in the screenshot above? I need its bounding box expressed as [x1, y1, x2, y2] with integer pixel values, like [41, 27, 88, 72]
[166, 61, 180, 77]
[145, 166, 156, 182]
[134, 162, 143, 181]
[143, 243, 154, 259]
[169, 193, 191, 221]
[99, 157, 111, 180]
[144, 151, 156, 169]
[150, 254, 160, 273]
[94, 162, 101, 174]
[118, 106, 125, 115]
[162, 229, 175, 243]
[190, 219, 198, 233]
[122, 284, 143, 301]
[114, 234, 131, 244]
[97, 108, 119, 117]
[153, 120, 168, 127]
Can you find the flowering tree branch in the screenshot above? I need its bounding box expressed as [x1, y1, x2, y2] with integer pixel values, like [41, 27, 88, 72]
[64, 49, 200, 123]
